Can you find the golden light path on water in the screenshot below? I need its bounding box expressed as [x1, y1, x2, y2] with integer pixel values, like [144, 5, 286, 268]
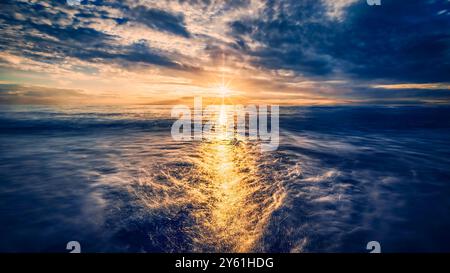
[187, 104, 285, 252]
[134, 103, 287, 252]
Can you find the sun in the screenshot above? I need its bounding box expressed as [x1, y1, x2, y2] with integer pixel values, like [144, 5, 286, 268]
[218, 84, 231, 98]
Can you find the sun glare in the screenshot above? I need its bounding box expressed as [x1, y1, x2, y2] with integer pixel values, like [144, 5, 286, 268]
[218, 84, 231, 98]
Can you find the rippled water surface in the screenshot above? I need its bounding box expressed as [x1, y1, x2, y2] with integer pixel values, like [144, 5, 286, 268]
[1, 105, 450, 252]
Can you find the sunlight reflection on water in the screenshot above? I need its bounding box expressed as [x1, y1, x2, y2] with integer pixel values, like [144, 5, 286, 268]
[134, 105, 286, 252]
[188, 138, 286, 252]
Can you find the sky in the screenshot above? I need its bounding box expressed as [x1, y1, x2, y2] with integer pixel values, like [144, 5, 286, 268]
[0, 0, 449, 105]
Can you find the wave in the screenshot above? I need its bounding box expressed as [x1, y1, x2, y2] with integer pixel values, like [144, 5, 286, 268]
[0, 117, 174, 133]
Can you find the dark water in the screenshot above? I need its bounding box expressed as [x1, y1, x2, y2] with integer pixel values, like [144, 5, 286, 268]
[0, 105, 450, 252]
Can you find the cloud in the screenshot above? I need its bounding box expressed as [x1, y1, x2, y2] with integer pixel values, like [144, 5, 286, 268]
[127, 5, 191, 38]
[0, 0, 187, 69]
[372, 83, 450, 90]
[0, 0, 449, 104]
[322, 0, 359, 20]
[325, 0, 450, 83]
[228, 0, 450, 83]
[0, 83, 89, 104]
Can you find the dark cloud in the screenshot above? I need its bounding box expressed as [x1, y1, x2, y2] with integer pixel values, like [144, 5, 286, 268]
[228, 0, 336, 77]
[346, 87, 450, 102]
[229, 0, 450, 83]
[0, 0, 185, 69]
[128, 6, 191, 38]
[177, 0, 249, 11]
[327, 0, 450, 83]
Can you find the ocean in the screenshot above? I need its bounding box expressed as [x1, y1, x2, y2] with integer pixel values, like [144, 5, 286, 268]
[1, 105, 449, 252]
